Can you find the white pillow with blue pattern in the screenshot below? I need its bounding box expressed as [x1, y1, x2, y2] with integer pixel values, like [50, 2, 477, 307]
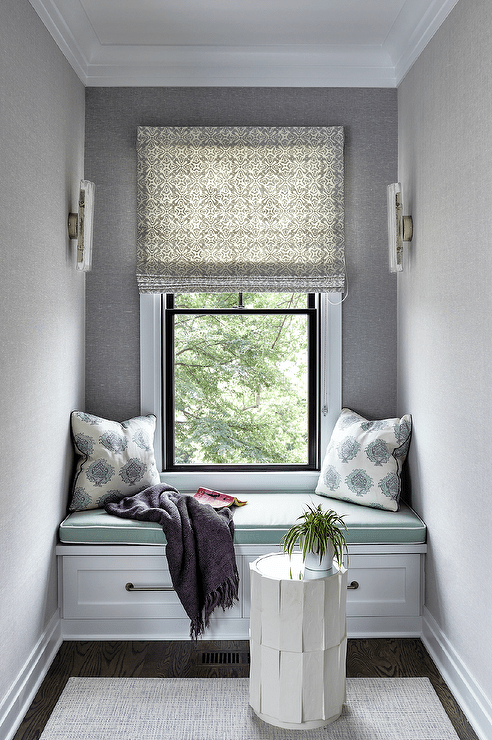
[69, 411, 160, 511]
[316, 408, 412, 511]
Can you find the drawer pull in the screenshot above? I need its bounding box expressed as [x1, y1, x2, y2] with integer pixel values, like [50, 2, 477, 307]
[347, 581, 359, 590]
[125, 582, 174, 592]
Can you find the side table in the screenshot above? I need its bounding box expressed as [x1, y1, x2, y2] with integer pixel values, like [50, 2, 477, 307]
[249, 552, 347, 730]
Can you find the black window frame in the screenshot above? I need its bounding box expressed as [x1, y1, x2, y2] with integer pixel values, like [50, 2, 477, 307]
[163, 293, 320, 473]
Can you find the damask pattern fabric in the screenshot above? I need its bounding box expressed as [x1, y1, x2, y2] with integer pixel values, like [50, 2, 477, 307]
[316, 408, 412, 511]
[136, 126, 345, 293]
[69, 412, 160, 511]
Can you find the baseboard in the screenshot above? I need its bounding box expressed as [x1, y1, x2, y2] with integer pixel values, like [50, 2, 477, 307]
[346, 615, 423, 638]
[59, 613, 423, 641]
[0, 611, 62, 740]
[422, 607, 492, 740]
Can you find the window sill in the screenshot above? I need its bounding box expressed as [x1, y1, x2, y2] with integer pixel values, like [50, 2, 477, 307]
[159, 469, 320, 494]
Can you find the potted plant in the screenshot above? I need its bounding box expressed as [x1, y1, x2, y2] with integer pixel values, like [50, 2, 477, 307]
[281, 503, 348, 572]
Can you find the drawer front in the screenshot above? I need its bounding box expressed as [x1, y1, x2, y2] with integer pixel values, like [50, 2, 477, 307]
[60, 551, 422, 622]
[62, 555, 242, 619]
[346, 554, 421, 617]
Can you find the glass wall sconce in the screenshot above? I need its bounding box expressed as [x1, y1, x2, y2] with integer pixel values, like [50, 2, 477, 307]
[387, 182, 413, 272]
[68, 180, 95, 271]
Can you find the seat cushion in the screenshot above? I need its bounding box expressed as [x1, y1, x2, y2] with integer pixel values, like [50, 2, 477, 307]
[59, 492, 425, 546]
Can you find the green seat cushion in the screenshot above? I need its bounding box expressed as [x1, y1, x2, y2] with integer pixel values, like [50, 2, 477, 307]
[59, 493, 425, 545]
[232, 494, 425, 544]
[59, 507, 166, 545]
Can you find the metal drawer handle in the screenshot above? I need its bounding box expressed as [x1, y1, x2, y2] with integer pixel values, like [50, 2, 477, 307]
[347, 581, 359, 590]
[125, 582, 174, 592]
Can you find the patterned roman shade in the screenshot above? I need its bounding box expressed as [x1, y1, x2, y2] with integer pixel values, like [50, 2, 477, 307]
[136, 126, 345, 293]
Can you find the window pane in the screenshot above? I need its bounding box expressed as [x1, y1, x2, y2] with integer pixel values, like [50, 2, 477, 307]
[241, 293, 307, 309]
[174, 293, 239, 308]
[173, 311, 309, 465]
[173, 293, 308, 309]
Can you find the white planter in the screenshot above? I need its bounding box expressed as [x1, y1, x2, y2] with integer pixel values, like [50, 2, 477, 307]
[304, 543, 335, 572]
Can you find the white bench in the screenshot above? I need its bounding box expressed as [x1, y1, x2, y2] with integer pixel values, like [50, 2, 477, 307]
[56, 493, 426, 640]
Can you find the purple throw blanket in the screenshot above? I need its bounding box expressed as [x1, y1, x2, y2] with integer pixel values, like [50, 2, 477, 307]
[105, 484, 239, 639]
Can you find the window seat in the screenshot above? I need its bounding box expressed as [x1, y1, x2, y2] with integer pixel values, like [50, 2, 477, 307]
[59, 493, 425, 546]
[56, 493, 426, 641]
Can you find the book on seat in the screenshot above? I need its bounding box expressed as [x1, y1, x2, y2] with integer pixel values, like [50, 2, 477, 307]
[194, 487, 247, 509]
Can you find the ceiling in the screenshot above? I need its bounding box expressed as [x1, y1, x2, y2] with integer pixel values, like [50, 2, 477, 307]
[29, 0, 459, 87]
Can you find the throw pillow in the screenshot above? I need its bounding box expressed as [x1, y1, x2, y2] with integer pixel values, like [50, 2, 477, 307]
[69, 411, 160, 511]
[315, 408, 412, 511]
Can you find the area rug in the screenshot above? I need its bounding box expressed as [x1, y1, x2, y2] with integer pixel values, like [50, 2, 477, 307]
[40, 677, 459, 739]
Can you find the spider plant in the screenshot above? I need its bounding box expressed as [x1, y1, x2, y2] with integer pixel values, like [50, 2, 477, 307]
[281, 503, 348, 568]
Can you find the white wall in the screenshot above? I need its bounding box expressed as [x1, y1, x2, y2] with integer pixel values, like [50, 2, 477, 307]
[0, 0, 85, 732]
[398, 0, 492, 734]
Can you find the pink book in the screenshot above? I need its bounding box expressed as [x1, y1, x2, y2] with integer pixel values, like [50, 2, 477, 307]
[194, 487, 247, 509]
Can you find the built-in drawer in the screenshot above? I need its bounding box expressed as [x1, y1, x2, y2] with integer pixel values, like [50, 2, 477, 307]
[58, 545, 424, 637]
[61, 555, 242, 620]
[345, 553, 422, 617]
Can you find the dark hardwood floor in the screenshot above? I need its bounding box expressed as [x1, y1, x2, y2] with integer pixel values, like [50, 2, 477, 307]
[13, 639, 479, 740]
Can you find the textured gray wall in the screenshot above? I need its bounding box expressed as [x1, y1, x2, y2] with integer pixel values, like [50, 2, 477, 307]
[0, 0, 85, 710]
[398, 0, 492, 714]
[85, 87, 398, 423]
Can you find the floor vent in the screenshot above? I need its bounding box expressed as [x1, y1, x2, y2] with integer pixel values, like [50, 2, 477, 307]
[200, 651, 250, 665]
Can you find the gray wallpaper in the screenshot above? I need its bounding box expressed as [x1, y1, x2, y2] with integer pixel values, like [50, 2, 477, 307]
[85, 87, 398, 423]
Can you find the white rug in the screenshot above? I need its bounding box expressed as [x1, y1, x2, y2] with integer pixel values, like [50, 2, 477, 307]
[40, 677, 459, 739]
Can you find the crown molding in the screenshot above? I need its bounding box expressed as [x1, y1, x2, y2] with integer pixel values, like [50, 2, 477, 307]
[29, 0, 91, 81]
[80, 46, 397, 88]
[29, 0, 458, 88]
[387, 0, 461, 85]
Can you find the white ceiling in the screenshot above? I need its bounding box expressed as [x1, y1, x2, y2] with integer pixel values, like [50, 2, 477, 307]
[29, 0, 459, 87]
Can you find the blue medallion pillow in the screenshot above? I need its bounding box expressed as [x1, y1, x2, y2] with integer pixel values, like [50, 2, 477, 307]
[315, 408, 412, 511]
[69, 411, 160, 511]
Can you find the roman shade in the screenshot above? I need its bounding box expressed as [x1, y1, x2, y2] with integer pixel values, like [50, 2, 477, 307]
[136, 126, 345, 293]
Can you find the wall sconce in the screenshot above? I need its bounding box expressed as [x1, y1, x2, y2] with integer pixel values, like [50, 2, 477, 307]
[387, 182, 413, 272]
[68, 180, 95, 271]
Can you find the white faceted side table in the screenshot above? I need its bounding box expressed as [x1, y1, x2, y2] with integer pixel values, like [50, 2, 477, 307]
[249, 552, 347, 730]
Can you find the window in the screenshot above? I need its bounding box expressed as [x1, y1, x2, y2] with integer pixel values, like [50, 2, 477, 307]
[166, 292, 316, 470]
[141, 292, 341, 492]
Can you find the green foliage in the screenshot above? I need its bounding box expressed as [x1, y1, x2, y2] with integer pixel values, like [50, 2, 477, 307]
[281, 503, 348, 568]
[173, 293, 310, 465]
